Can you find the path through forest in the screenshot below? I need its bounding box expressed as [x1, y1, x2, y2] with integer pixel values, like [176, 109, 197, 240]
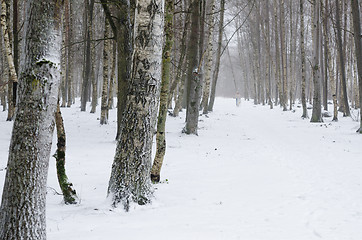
[1, 98, 362, 239]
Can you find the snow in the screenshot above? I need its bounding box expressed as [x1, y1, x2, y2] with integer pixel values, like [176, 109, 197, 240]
[1, 98, 362, 239]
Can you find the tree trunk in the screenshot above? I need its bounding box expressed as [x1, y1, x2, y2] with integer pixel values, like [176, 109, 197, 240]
[81, 0, 94, 111]
[151, 0, 173, 183]
[108, 0, 164, 210]
[273, 0, 282, 107]
[168, 10, 190, 110]
[100, 18, 110, 125]
[108, 41, 116, 111]
[289, 0, 295, 111]
[279, 0, 288, 111]
[54, 100, 77, 204]
[184, 0, 201, 135]
[101, 0, 134, 139]
[264, 0, 273, 109]
[208, 0, 225, 112]
[116, 9, 132, 139]
[61, 0, 68, 107]
[67, 0, 73, 108]
[172, 62, 187, 117]
[351, 0, 362, 132]
[90, 20, 97, 113]
[322, 0, 328, 111]
[311, 0, 323, 122]
[0, 1, 62, 238]
[300, 0, 308, 118]
[335, 0, 351, 117]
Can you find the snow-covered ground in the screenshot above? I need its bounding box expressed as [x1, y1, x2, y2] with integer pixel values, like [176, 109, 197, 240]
[1, 98, 362, 240]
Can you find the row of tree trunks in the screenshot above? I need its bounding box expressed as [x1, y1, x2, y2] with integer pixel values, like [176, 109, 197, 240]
[167, 8, 190, 111]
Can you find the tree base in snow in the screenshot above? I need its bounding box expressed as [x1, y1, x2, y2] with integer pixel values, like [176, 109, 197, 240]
[151, 174, 160, 183]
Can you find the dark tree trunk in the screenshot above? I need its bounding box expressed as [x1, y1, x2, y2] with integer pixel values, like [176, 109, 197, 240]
[351, 0, 362, 132]
[184, 0, 201, 135]
[311, 0, 323, 122]
[335, 0, 351, 117]
[81, 0, 95, 111]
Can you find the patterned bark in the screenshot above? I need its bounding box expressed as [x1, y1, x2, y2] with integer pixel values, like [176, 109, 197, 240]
[0, 1, 62, 238]
[201, 0, 215, 114]
[108, 0, 164, 210]
[100, 19, 110, 125]
[151, 0, 173, 183]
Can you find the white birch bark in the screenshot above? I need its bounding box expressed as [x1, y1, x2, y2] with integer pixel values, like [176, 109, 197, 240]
[108, 0, 164, 210]
[201, 0, 215, 114]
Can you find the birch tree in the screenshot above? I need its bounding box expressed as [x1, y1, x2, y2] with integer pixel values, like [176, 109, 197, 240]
[108, 0, 164, 210]
[0, 1, 63, 238]
[151, 0, 174, 182]
[100, 18, 110, 125]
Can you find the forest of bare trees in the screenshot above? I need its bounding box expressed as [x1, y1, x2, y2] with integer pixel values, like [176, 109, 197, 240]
[0, 0, 362, 238]
[229, 0, 362, 128]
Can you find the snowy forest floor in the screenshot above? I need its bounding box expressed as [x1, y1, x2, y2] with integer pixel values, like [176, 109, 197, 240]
[1, 98, 362, 240]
